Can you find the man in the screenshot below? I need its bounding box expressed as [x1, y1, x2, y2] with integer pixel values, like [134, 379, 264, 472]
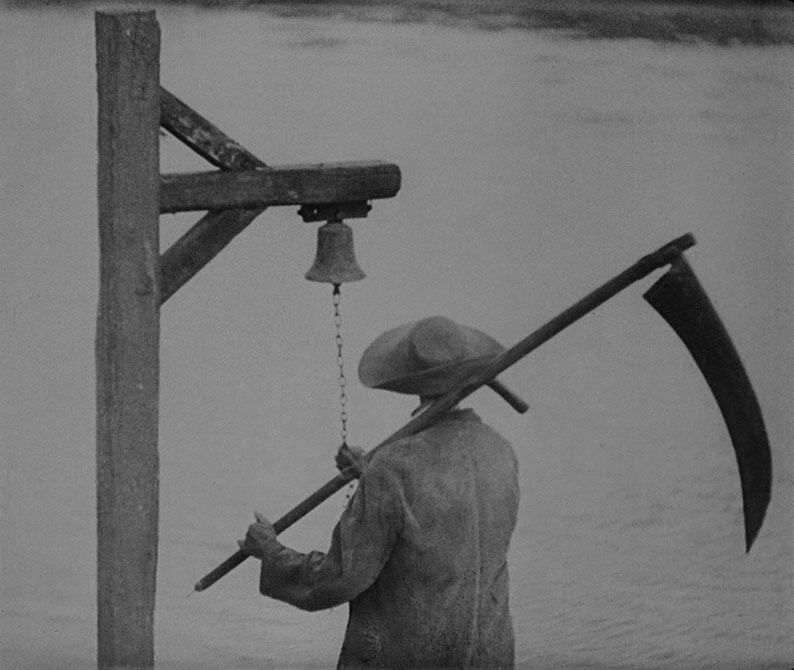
[239, 316, 520, 669]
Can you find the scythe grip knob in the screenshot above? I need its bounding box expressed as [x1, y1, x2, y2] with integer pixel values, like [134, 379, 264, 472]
[646, 233, 697, 270]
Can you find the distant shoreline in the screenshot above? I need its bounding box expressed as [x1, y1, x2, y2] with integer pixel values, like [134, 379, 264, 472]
[6, 0, 794, 45]
[254, 0, 794, 46]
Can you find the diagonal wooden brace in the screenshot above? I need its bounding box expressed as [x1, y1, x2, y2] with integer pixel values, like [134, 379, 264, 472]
[160, 87, 266, 171]
[160, 208, 264, 304]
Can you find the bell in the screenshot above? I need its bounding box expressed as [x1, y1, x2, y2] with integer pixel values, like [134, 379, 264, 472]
[305, 219, 366, 284]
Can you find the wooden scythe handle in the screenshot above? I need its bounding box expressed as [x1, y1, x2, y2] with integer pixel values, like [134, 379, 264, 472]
[194, 232, 696, 592]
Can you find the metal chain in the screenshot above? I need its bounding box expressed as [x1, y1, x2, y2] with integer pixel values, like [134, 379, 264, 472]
[332, 284, 348, 447]
[333, 283, 358, 506]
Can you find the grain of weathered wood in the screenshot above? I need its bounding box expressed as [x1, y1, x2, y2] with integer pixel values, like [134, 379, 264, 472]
[160, 87, 266, 171]
[95, 10, 160, 670]
[160, 161, 402, 213]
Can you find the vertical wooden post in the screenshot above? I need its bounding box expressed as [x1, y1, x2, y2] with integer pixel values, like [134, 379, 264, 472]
[95, 11, 161, 670]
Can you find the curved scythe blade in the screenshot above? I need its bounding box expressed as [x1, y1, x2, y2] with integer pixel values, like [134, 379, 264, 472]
[643, 256, 772, 551]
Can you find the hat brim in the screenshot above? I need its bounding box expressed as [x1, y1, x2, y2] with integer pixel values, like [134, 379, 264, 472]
[358, 319, 505, 396]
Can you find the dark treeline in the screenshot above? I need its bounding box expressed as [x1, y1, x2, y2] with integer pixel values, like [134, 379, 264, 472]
[6, 0, 793, 46]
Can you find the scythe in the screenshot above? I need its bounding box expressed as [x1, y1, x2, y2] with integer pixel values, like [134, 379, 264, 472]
[643, 256, 772, 552]
[195, 233, 772, 592]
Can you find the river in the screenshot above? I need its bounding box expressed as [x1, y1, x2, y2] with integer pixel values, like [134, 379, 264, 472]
[1, 2, 793, 668]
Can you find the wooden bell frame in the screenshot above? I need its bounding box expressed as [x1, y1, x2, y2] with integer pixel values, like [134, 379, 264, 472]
[94, 11, 400, 669]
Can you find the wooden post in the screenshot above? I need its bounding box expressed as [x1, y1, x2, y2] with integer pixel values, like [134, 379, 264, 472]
[95, 11, 161, 670]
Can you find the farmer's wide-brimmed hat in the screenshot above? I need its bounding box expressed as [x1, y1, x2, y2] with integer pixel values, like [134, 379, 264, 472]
[358, 316, 505, 396]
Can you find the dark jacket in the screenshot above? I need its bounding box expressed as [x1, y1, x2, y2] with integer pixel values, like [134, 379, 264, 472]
[258, 408, 520, 669]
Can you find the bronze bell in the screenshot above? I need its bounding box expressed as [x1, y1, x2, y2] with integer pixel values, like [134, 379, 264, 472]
[305, 219, 366, 284]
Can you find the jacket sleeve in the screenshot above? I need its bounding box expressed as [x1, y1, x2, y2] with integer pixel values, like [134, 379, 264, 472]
[258, 460, 403, 612]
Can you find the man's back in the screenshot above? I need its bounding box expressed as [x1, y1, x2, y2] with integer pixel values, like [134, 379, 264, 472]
[339, 408, 519, 669]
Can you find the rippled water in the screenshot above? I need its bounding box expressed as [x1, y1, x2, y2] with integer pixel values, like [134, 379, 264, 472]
[2, 3, 793, 668]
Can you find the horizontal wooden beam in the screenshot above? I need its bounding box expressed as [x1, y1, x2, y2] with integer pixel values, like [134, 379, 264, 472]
[160, 161, 401, 213]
